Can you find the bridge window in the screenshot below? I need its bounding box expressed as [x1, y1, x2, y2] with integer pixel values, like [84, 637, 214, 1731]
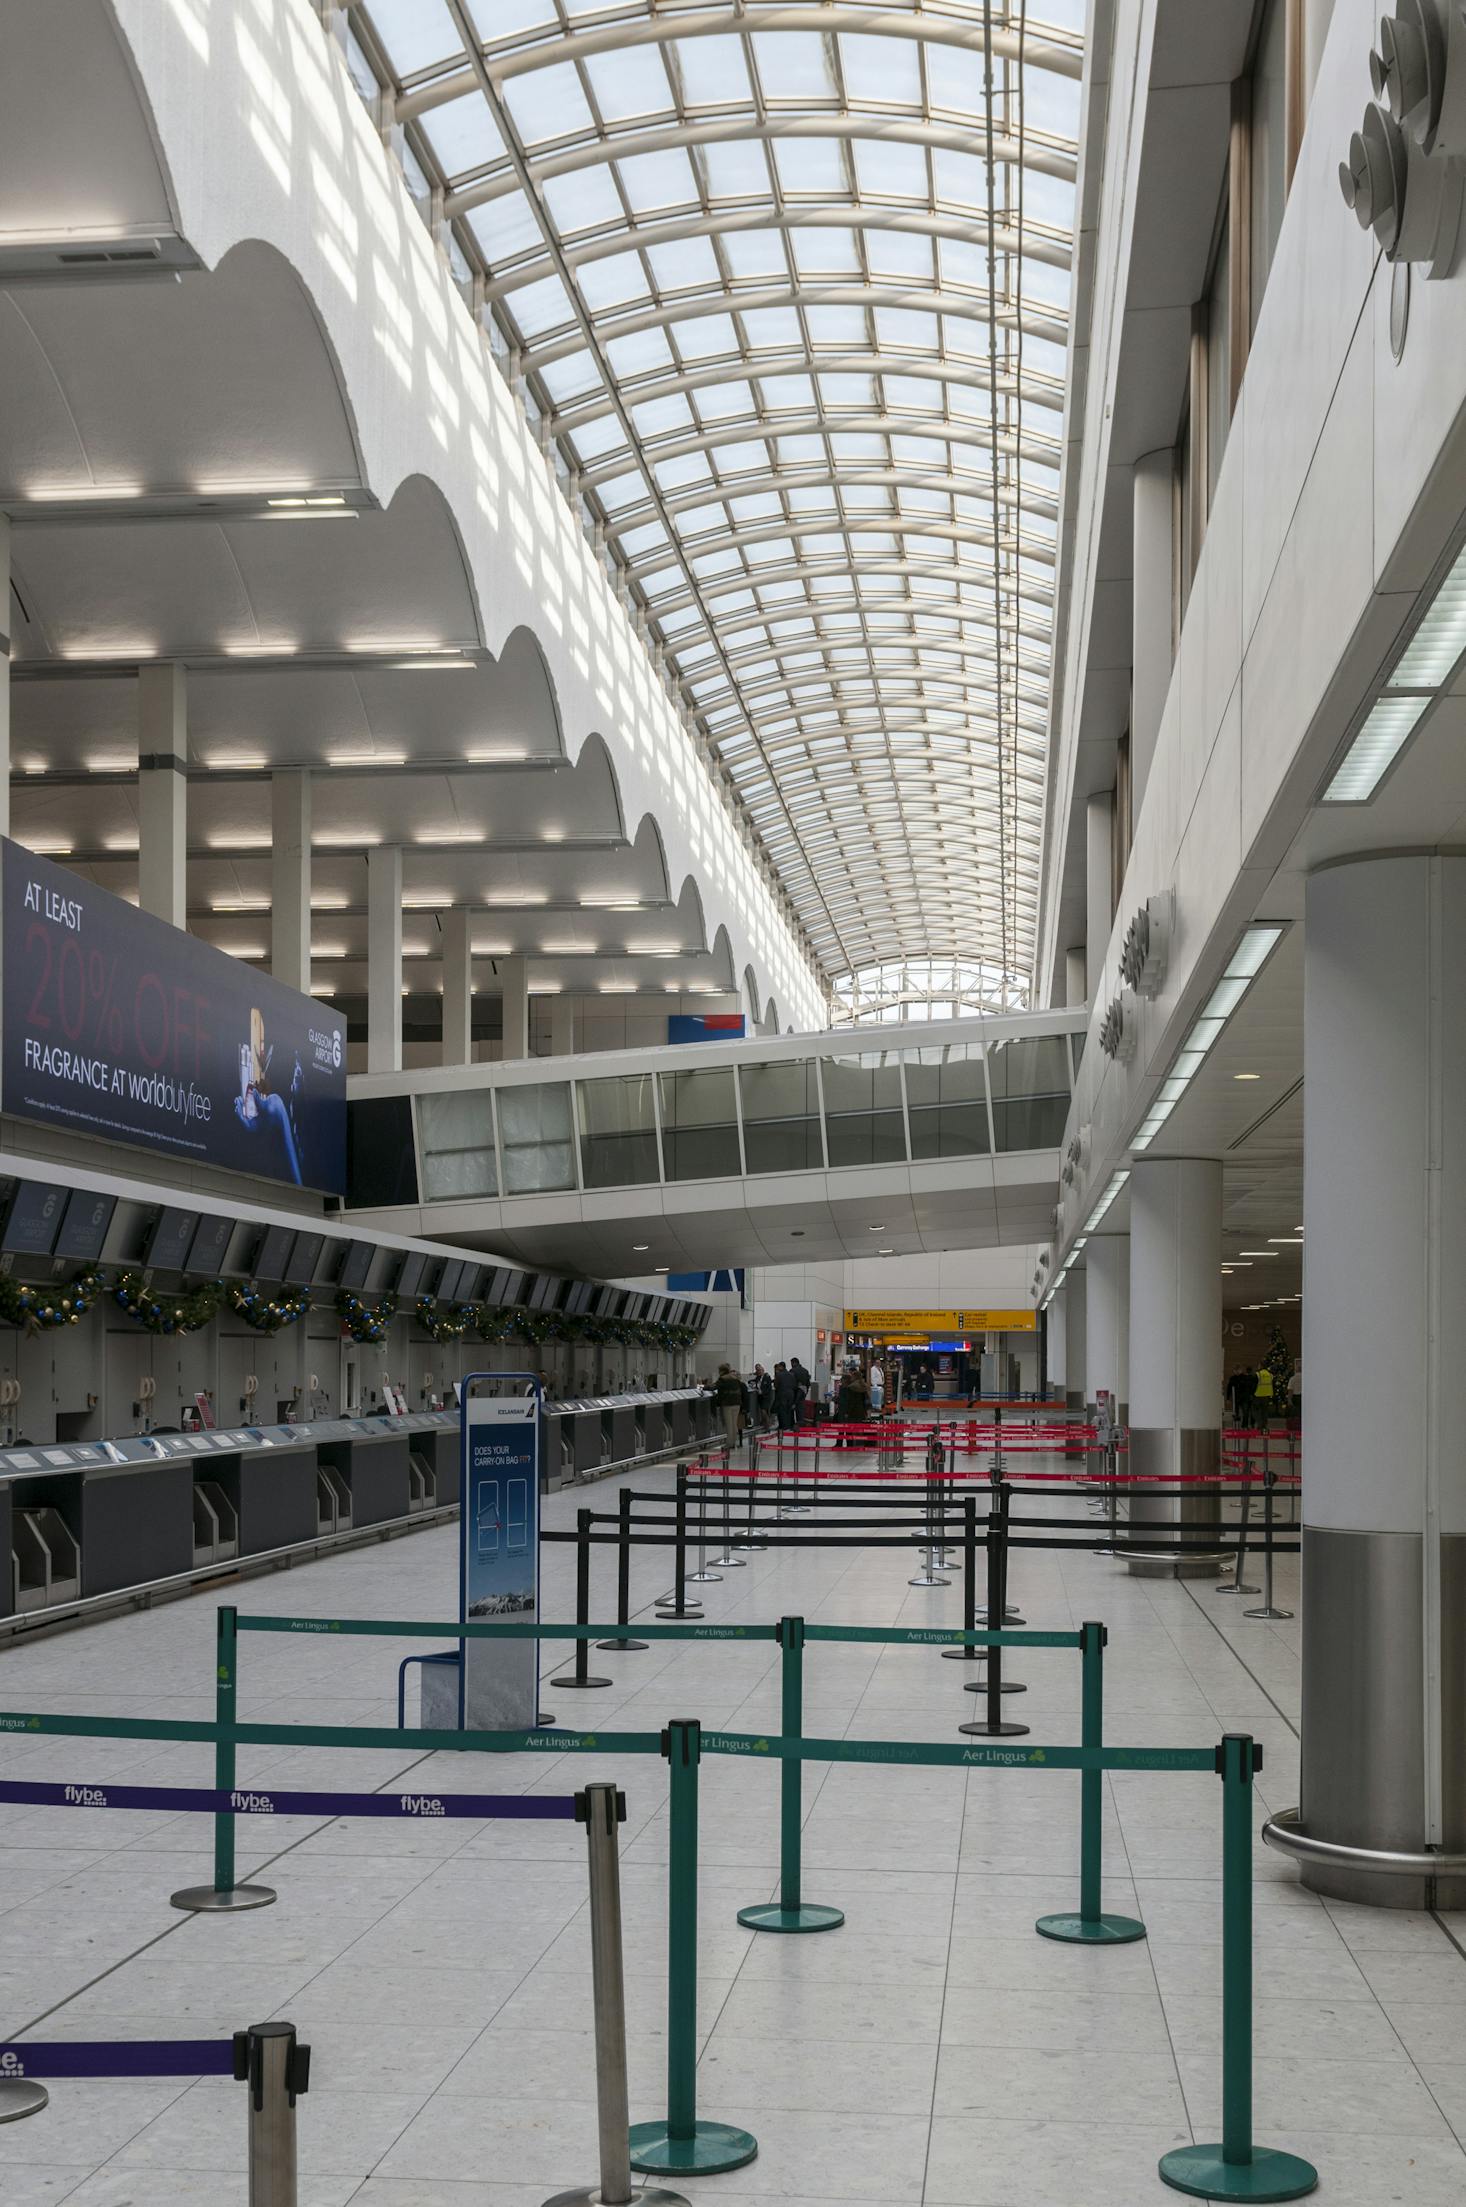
[418, 1090, 498, 1201]
[738, 1060, 824, 1174]
[905, 1043, 990, 1159]
[821, 1051, 907, 1168]
[658, 1066, 741, 1181]
[577, 1073, 660, 1189]
[499, 1082, 577, 1195]
[988, 1035, 1072, 1151]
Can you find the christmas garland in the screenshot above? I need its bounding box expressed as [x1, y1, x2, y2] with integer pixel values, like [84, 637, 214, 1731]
[111, 1269, 221, 1337]
[335, 1287, 398, 1343]
[415, 1294, 473, 1345]
[224, 1280, 311, 1335]
[0, 1268, 101, 1333]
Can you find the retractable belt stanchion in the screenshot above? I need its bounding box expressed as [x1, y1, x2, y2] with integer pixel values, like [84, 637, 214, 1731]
[546, 1784, 688, 2207]
[655, 1471, 703, 1619]
[941, 1494, 983, 1663]
[1159, 1737, 1318, 2203]
[961, 1484, 1028, 1735]
[685, 1465, 722, 1585]
[599, 1488, 649, 1653]
[171, 1606, 277, 1913]
[713, 1453, 745, 1569]
[1036, 1624, 1146, 1946]
[553, 1513, 613, 1689]
[909, 1431, 951, 1587]
[1244, 1447, 1294, 1622]
[737, 1617, 843, 1935]
[237, 2021, 310, 2207]
[629, 1721, 757, 2179]
[1219, 1454, 1259, 1597]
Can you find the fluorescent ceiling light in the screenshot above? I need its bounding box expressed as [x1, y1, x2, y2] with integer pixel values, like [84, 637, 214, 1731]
[1233, 1072, 1261, 1081]
[1323, 693, 1431, 802]
[258, 506, 357, 521]
[328, 752, 408, 768]
[27, 481, 142, 501]
[267, 495, 346, 508]
[211, 897, 269, 912]
[1239, 1250, 1279, 1257]
[1086, 1170, 1129, 1230]
[1131, 924, 1284, 1151]
[1268, 1236, 1304, 1245]
[386, 655, 473, 671]
[222, 640, 296, 657]
[1390, 542, 1466, 688]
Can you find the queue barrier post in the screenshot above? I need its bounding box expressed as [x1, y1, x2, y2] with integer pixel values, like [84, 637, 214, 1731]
[236, 2020, 311, 2207]
[1159, 1736, 1318, 2203]
[553, 1514, 613, 1690]
[1035, 1623, 1146, 1947]
[961, 1484, 1028, 1736]
[171, 1606, 277, 1914]
[545, 1784, 688, 2207]
[941, 1494, 984, 1663]
[686, 1469, 723, 1586]
[629, 1721, 758, 2179]
[1244, 1460, 1293, 1623]
[599, 1489, 649, 1652]
[654, 1473, 703, 1620]
[737, 1618, 843, 1935]
[712, 1456, 745, 1569]
[1218, 1475, 1259, 1597]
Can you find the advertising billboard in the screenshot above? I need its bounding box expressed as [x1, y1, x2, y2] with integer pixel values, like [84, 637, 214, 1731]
[0, 842, 346, 1194]
[460, 1391, 540, 1728]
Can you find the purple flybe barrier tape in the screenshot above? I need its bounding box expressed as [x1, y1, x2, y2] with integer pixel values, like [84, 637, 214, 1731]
[0, 2040, 237, 2079]
[0, 1778, 576, 1820]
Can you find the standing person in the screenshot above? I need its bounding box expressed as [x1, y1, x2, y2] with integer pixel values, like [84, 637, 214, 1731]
[868, 1354, 885, 1415]
[773, 1360, 797, 1433]
[791, 1357, 811, 1424]
[754, 1363, 774, 1430]
[1288, 1359, 1302, 1428]
[1253, 1359, 1275, 1432]
[712, 1363, 743, 1457]
[1226, 1365, 1256, 1428]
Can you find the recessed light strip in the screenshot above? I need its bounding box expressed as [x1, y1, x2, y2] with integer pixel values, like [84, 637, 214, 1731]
[1130, 924, 1285, 1152]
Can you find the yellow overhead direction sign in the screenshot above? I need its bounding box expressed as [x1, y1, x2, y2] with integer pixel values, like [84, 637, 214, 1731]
[843, 1308, 1037, 1334]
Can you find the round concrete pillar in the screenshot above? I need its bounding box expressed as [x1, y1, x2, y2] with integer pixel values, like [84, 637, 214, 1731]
[1301, 856, 1466, 1906]
[1085, 1235, 1129, 1425]
[1127, 1157, 1222, 1573]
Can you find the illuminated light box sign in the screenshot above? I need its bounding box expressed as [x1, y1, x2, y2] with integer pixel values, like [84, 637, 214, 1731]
[843, 1308, 1038, 1335]
[669, 1013, 745, 1044]
[0, 842, 346, 1194]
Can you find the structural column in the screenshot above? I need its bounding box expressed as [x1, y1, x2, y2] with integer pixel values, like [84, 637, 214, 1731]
[1130, 447, 1174, 812]
[366, 846, 403, 1074]
[1064, 945, 1087, 1007]
[0, 515, 10, 839]
[137, 664, 187, 928]
[549, 996, 575, 1056]
[1301, 855, 1466, 1907]
[1127, 1157, 1222, 1572]
[270, 771, 310, 993]
[1063, 1270, 1087, 1411]
[441, 908, 472, 1066]
[1085, 789, 1113, 999]
[498, 955, 528, 1060]
[1085, 1233, 1130, 1425]
[1044, 1288, 1066, 1401]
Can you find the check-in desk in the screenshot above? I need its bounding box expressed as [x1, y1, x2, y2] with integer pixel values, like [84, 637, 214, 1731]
[313, 1418, 411, 1531]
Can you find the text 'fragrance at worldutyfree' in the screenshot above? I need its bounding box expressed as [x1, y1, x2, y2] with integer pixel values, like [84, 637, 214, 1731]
[0, 841, 347, 1194]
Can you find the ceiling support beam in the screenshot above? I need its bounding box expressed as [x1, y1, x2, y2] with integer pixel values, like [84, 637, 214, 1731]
[137, 664, 187, 929]
[270, 770, 311, 996]
[441, 907, 473, 1067]
[367, 845, 404, 1075]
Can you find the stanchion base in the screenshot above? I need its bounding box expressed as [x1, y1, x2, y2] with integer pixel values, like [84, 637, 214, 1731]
[1242, 1604, 1294, 1620]
[975, 1608, 1025, 1625]
[907, 1572, 951, 1587]
[597, 1636, 649, 1651]
[737, 1900, 845, 1934]
[711, 1553, 746, 1568]
[543, 2185, 690, 2207]
[1217, 1584, 1260, 1597]
[1035, 1910, 1147, 1945]
[939, 1647, 984, 1662]
[964, 1676, 1026, 1695]
[1158, 2143, 1318, 2201]
[685, 1570, 723, 1584]
[551, 1673, 614, 1689]
[170, 1883, 277, 1913]
[654, 1602, 704, 1618]
[958, 1717, 1030, 1738]
[0, 2080, 48, 2122]
[629, 2119, 758, 2177]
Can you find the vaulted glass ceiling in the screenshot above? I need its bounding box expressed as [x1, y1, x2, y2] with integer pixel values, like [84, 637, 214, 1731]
[353, 1, 1085, 995]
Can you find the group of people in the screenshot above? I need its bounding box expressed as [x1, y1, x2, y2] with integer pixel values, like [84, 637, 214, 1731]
[1225, 1358, 1302, 1429]
[704, 1351, 890, 1452]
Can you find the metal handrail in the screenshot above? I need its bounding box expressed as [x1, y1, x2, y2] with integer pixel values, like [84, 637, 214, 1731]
[1262, 1805, 1466, 1878]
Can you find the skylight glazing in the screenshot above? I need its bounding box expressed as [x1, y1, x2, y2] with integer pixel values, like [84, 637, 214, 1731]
[359, 0, 1085, 987]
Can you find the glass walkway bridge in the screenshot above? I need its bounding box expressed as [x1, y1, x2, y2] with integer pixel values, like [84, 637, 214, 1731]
[344, 1008, 1083, 1276]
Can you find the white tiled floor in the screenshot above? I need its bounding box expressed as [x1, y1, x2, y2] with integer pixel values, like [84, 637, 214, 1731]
[0, 1451, 1463, 2204]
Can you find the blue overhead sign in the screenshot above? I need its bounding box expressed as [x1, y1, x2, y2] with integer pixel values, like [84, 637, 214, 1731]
[0, 842, 346, 1194]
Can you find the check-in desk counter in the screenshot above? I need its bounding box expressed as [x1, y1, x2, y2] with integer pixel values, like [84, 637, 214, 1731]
[313, 1418, 411, 1532]
[600, 1400, 639, 1466]
[689, 1393, 714, 1442]
[546, 1399, 613, 1483]
[399, 1411, 459, 1508]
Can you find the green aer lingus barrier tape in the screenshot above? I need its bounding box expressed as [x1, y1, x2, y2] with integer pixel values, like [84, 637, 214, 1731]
[0, 1709, 664, 1757]
[697, 1730, 1214, 1773]
[802, 1624, 1080, 1649]
[237, 1615, 777, 1643]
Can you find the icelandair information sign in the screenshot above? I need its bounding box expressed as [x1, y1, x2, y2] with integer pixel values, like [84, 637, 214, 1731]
[844, 1308, 1039, 1334]
[0, 841, 346, 1193]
